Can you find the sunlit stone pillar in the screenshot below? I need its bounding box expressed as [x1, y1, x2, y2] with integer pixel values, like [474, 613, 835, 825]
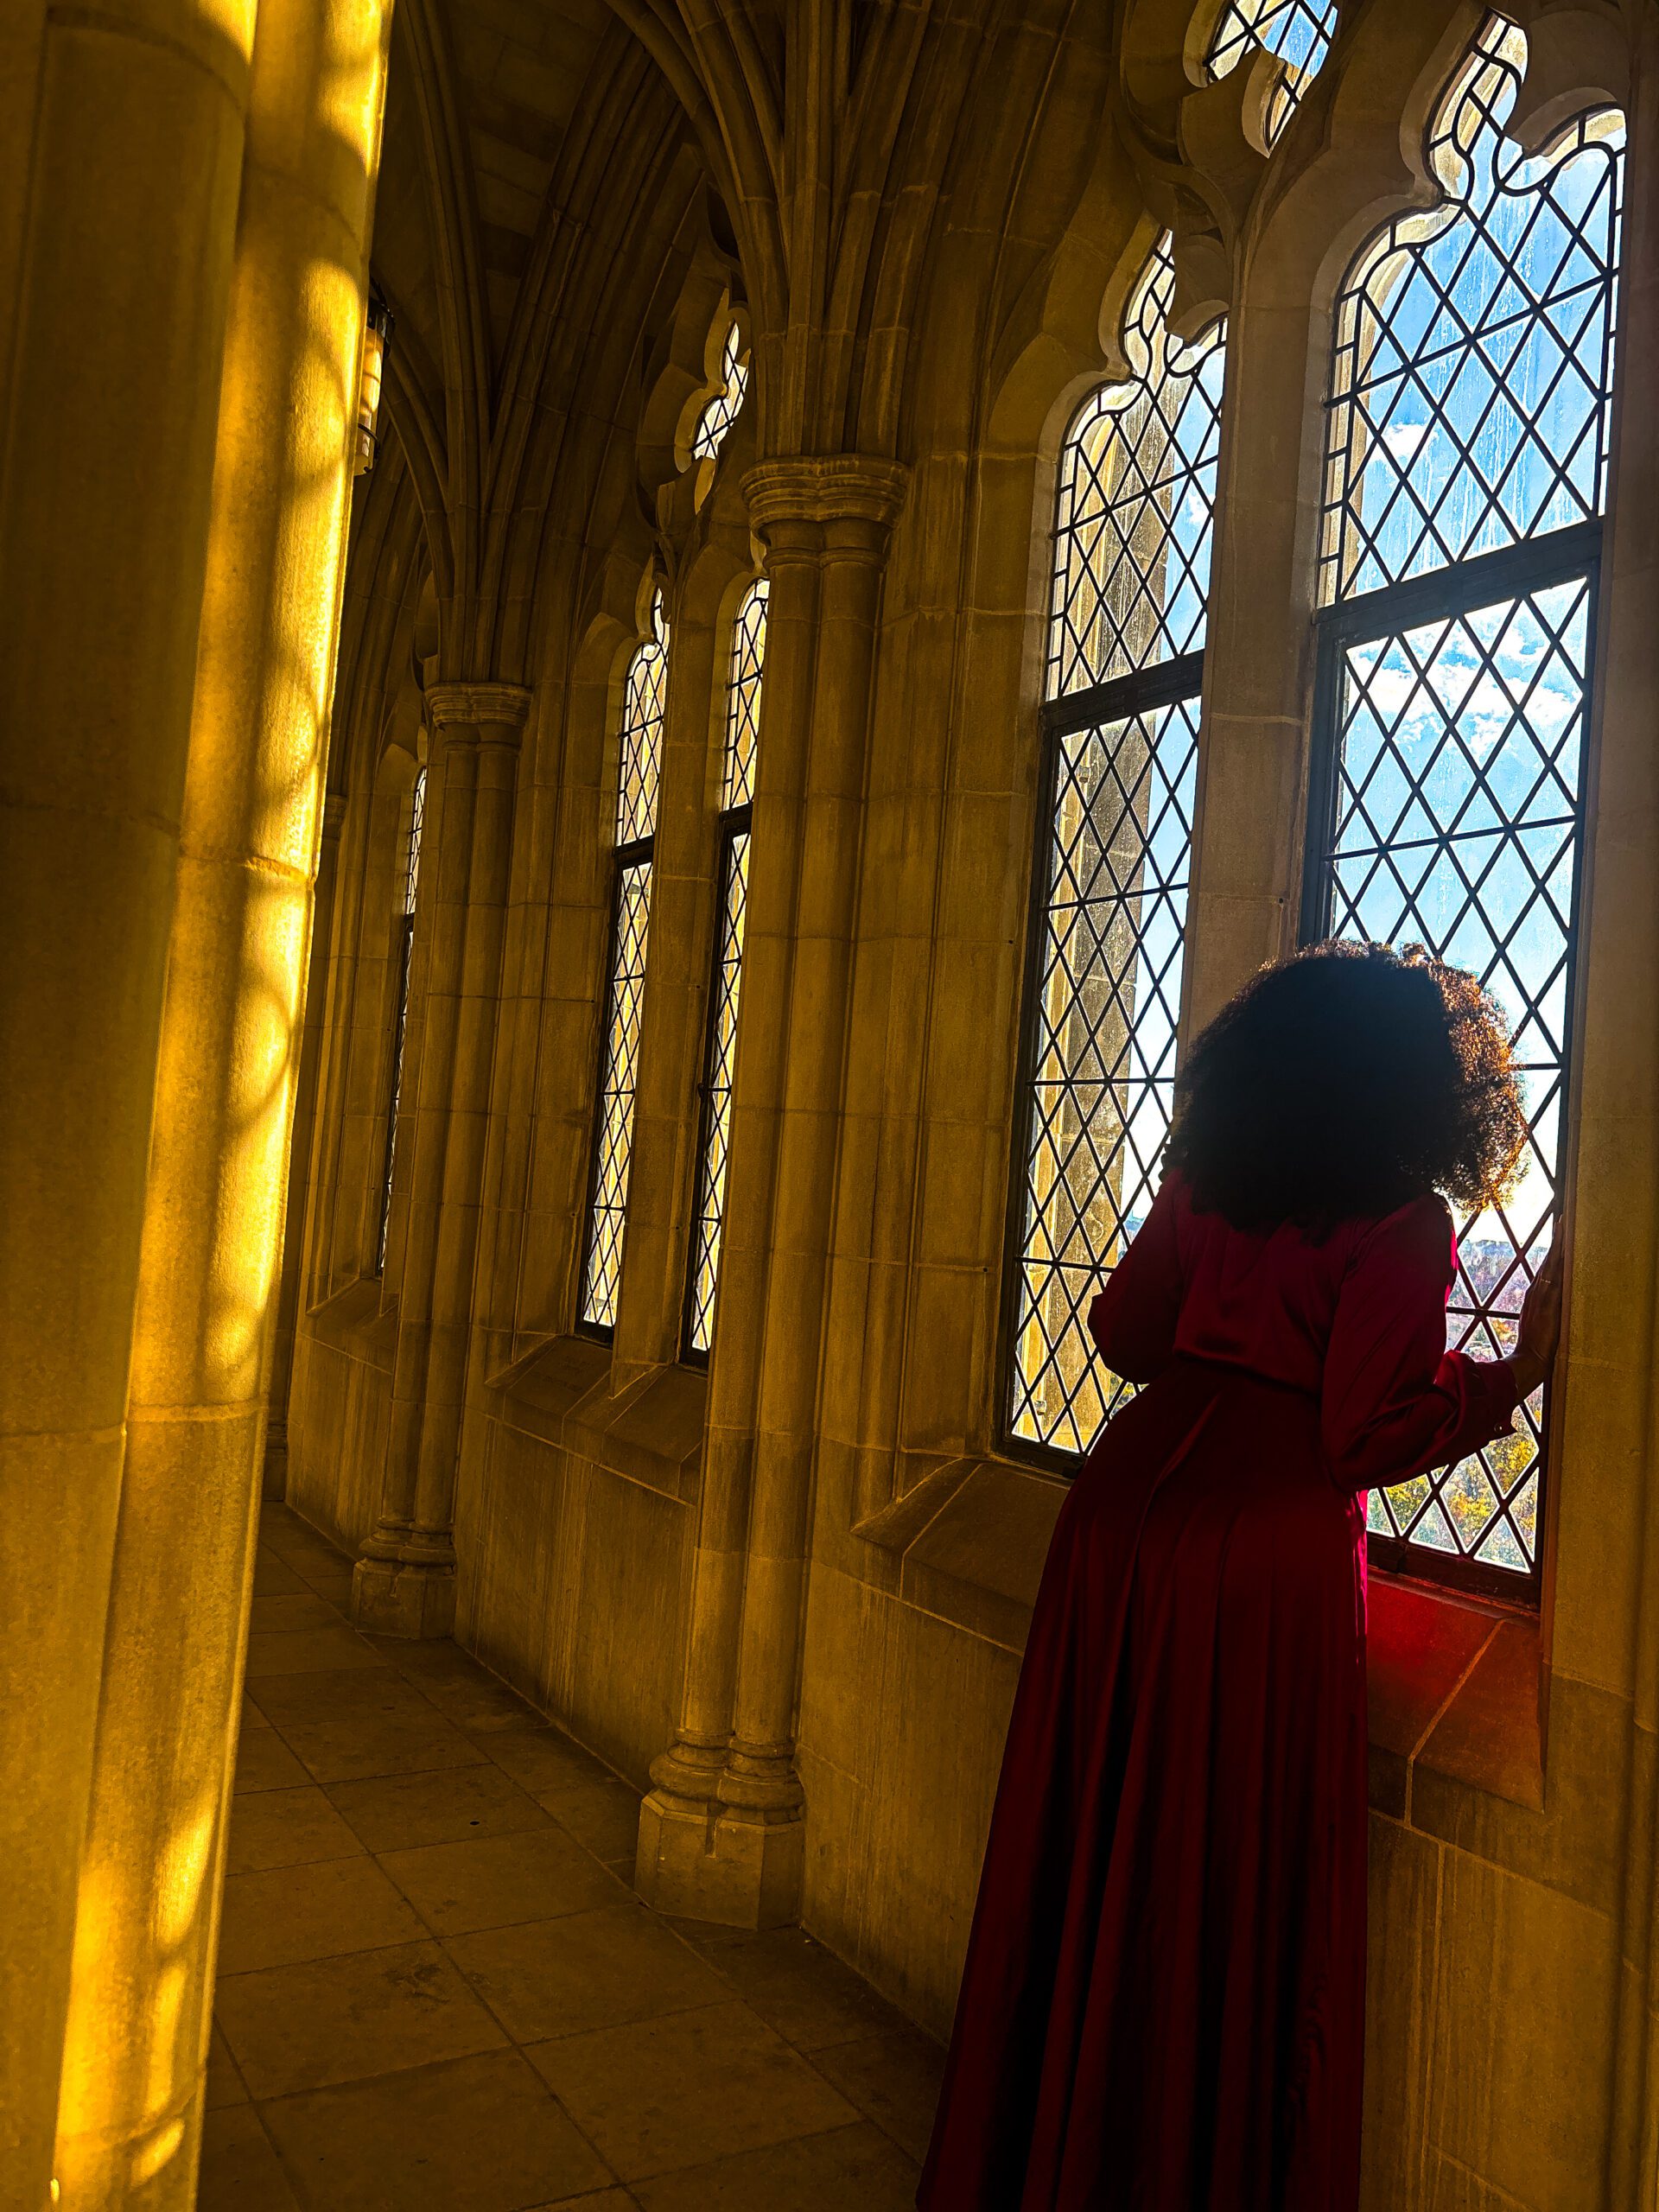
[265, 788, 348, 1501]
[49, 0, 390, 2199]
[0, 0, 255, 2195]
[636, 456, 906, 1927]
[353, 682, 531, 1637]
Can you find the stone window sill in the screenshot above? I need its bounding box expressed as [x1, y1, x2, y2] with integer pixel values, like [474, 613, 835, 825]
[484, 1332, 708, 1502]
[855, 1452, 1545, 1815]
[302, 1274, 398, 1369]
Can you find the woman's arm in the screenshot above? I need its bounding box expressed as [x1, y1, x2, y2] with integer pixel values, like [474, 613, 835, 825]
[1321, 1197, 1526, 1493]
[1087, 1177, 1185, 1385]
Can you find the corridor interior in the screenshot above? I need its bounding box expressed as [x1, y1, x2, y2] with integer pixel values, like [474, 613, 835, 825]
[203, 1507, 942, 2211]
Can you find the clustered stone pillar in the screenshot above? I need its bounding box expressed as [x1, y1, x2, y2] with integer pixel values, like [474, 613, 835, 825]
[37, 0, 391, 2199]
[354, 682, 531, 1638]
[637, 456, 906, 1928]
[0, 0, 257, 2195]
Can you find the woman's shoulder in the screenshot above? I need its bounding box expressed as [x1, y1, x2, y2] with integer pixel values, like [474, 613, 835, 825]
[1347, 1188, 1456, 1277]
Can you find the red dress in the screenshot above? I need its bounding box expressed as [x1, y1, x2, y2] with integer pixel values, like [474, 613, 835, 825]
[919, 1174, 1518, 2211]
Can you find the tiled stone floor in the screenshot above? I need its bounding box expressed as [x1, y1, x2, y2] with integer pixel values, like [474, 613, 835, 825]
[202, 1504, 943, 2211]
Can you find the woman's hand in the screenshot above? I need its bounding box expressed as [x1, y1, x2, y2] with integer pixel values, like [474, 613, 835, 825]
[1510, 1232, 1565, 1401]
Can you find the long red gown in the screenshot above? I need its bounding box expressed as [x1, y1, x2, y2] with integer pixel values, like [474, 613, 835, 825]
[918, 1173, 1519, 2211]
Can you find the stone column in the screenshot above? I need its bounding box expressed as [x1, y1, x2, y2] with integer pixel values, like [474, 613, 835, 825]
[48, 0, 390, 2198]
[637, 456, 906, 1927]
[354, 682, 531, 1637]
[0, 0, 255, 2195]
[265, 788, 348, 1500]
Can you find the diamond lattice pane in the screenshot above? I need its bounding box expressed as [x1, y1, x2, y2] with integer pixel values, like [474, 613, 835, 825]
[1010, 695, 1199, 1455]
[582, 858, 653, 1330]
[1323, 577, 1590, 1573]
[617, 596, 670, 847]
[1320, 14, 1623, 606]
[1206, 0, 1338, 147]
[723, 581, 767, 810]
[1047, 238, 1225, 700]
[691, 322, 749, 463]
[686, 829, 750, 1355]
[377, 766, 428, 1274]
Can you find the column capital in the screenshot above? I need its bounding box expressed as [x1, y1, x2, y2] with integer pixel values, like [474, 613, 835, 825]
[423, 680, 532, 737]
[321, 789, 349, 838]
[741, 454, 909, 535]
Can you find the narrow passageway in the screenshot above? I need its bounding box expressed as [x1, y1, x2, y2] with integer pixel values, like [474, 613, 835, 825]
[205, 1506, 942, 2210]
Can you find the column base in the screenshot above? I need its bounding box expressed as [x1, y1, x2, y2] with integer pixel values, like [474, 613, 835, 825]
[351, 1553, 456, 1638]
[634, 1787, 804, 1929]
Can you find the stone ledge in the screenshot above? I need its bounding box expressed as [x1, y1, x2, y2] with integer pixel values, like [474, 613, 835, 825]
[301, 1275, 397, 1370]
[858, 1450, 1548, 1813]
[485, 1331, 708, 1502]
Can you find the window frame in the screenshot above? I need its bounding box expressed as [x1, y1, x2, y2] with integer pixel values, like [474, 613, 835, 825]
[682, 793, 753, 1367]
[374, 762, 425, 1279]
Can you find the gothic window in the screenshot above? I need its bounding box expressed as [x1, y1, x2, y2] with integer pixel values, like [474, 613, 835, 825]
[580, 593, 671, 1335]
[1305, 13, 1624, 1594]
[1205, 0, 1338, 148]
[691, 321, 749, 464]
[1005, 236, 1224, 1459]
[376, 765, 425, 1275]
[683, 578, 766, 1361]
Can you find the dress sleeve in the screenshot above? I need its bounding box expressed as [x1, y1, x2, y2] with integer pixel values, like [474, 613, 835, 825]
[1321, 1196, 1521, 1494]
[1088, 1177, 1185, 1385]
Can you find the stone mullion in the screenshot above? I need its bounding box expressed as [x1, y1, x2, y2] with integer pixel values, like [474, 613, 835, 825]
[354, 683, 530, 1636]
[610, 603, 724, 1387]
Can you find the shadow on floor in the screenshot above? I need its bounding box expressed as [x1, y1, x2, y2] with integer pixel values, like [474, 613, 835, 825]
[204, 1504, 943, 2210]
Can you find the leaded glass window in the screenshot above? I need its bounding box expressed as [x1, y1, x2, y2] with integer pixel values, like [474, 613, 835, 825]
[691, 322, 749, 463]
[1305, 12, 1623, 1594]
[1206, 0, 1338, 149]
[376, 765, 424, 1276]
[581, 594, 670, 1334]
[1005, 237, 1224, 1459]
[684, 579, 767, 1361]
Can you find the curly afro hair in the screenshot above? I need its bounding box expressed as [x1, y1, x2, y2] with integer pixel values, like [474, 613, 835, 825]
[1164, 940, 1529, 1234]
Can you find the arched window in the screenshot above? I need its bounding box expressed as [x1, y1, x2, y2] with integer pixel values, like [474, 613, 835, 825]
[1205, 0, 1338, 147]
[1004, 237, 1225, 1459]
[581, 593, 670, 1335]
[376, 764, 425, 1275]
[1306, 13, 1624, 1593]
[691, 321, 749, 464]
[684, 577, 767, 1360]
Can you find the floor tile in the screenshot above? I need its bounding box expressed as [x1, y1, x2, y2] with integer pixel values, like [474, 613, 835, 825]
[251, 1592, 341, 1635]
[537, 1778, 643, 1862]
[245, 1624, 388, 1678]
[447, 1904, 725, 2043]
[226, 1786, 365, 1875]
[217, 1941, 509, 2098]
[810, 2028, 944, 2161]
[218, 1855, 426, 1974]
[372, 1640, 546, 1732]
[235, 1730, 311, 1796]
[478, 1728, 615, 1798]
[249, 1670, 488, 1784]
[196, 2105, 301, 2211]
[629, 2120, 919, 2210]
[674, 1924, 910, 2052]
[259, 2047, 613, 2211]
[327, 1763, 554, 1853]
[205, 2021, 248, 2109]
[296, 1567, 358, 1607]
[524, 1999, 855, 2181]
[524, 2195, 639, 2211]
[252, 1554, 309, 1599]
[380, 1827, 628, 1936]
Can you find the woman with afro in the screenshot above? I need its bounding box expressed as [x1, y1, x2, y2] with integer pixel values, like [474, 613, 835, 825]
[920, 941, 1562, 2212]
